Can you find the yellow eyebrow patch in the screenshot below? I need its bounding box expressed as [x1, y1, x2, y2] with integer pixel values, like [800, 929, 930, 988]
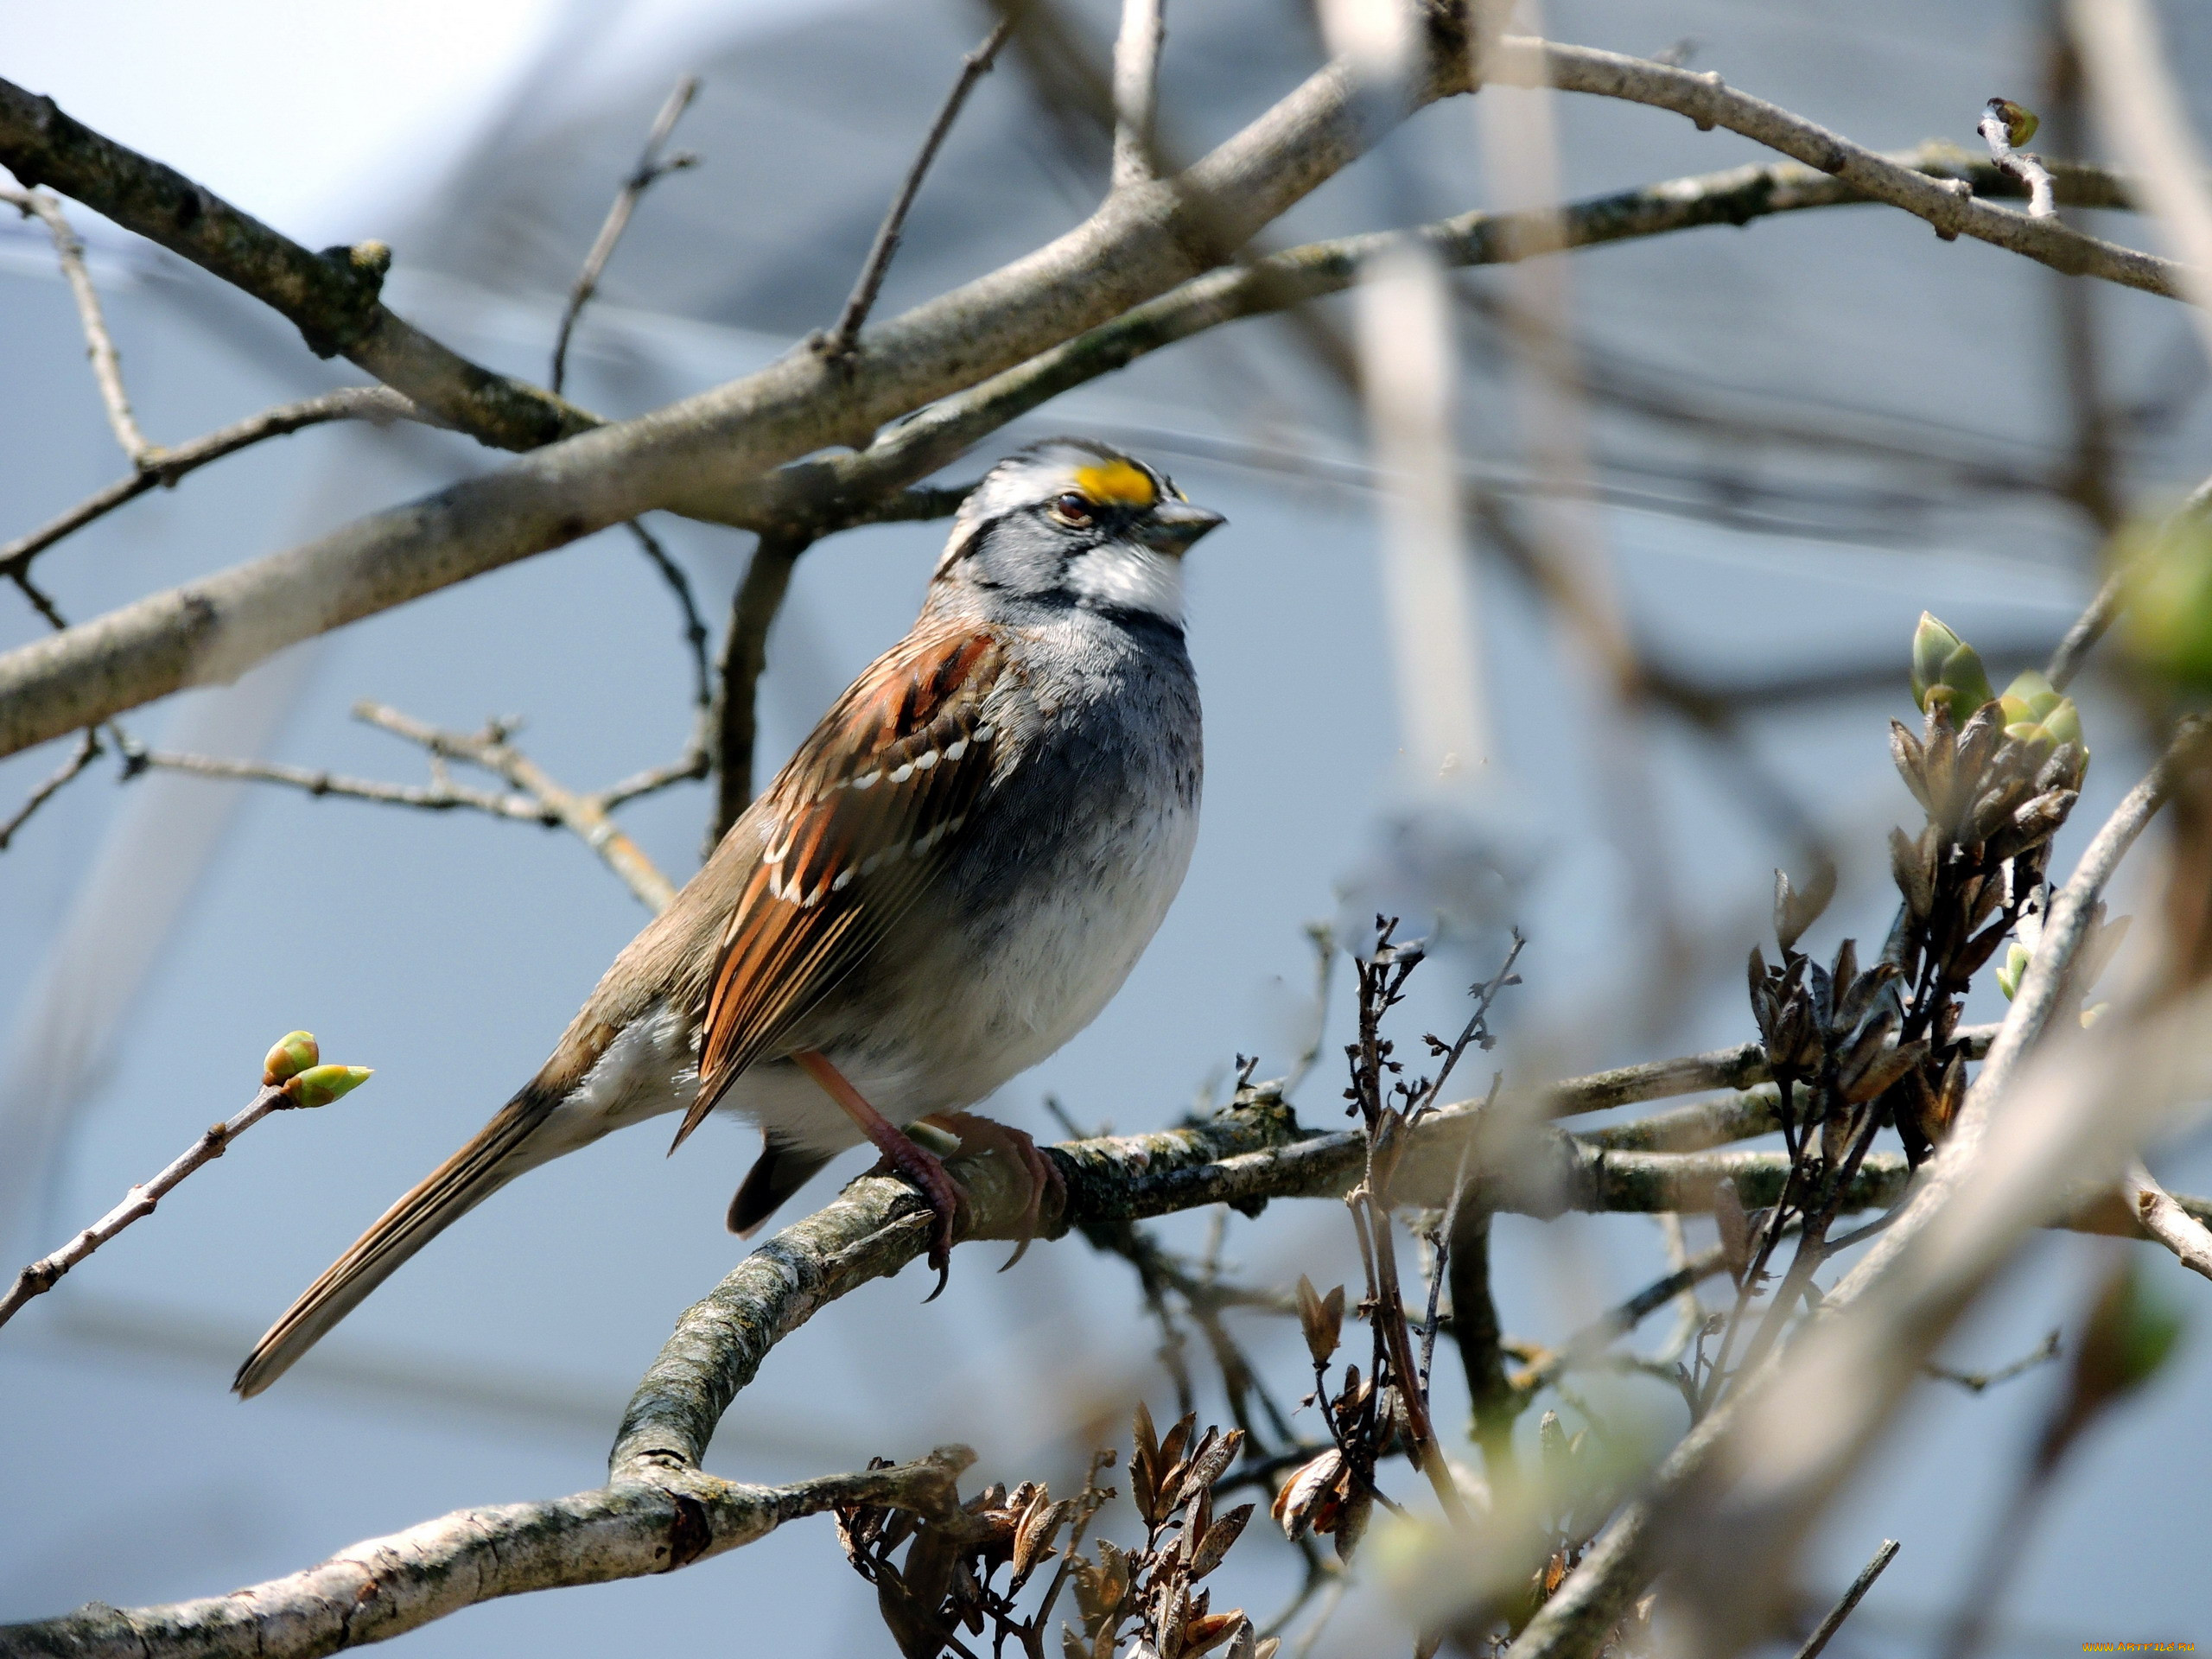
[1072, 459, 1157, 507]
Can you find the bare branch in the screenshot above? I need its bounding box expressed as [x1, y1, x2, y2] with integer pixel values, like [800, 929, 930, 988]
[1924, 1329, 2062, 1394]
[352, 702, 679, 912]
[820, 20, 1012, 358]
[0, 727, 100, 851]
[0, 1447, 973, 1659]
[130, 747, 550, 823]
[2123, 1159, 2212, 1281]
[3, 184, 151, 463]
[550, 77, 701, 397]
[0, 75, 598, 449]
[0, 386, 427, 578]
[1506, 38, 2187, 298]
[10, 565, 70, 630]
[2067, 0, 2212, 359]
[0, 33, 1440, 761]
[1111, 0, 1167, 191]
[0, 128, 2142, 763]
[708, 532, 805, 849]
[625, 520, 713, 721]
[1791, 1538, 1899, 1659]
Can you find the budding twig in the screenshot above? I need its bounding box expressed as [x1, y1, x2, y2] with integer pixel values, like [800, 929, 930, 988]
[0, 1038, 368, 1330]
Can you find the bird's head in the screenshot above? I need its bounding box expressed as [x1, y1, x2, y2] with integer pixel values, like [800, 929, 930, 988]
[929, 440, 1225, 629]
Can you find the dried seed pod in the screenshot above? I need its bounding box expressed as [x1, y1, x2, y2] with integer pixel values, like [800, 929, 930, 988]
[1333, 1487, 1373, 1561]
[1842, 1038, 1927, 1106]
[1176, 1427, 1244, 1511]
[1270, 1449, 1348, 1541]
[1294, 1274, 1344, 1366]
[1183, 1613, 1250, 1659]
[1834, 1006, 1898, 1090]
[1891, 720, 1931, 810]
[1188, 1504, 1255, 1581]
[1891, 825, 1934, 918]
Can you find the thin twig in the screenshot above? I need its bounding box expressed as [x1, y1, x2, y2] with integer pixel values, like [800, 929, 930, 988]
[1, 387, 427, 577]
[4, 184, 153, 464]
[550, 76, 701, 397]
[130, 748, 550, 823]
[819, 20, 1012, 357]
[353, 702, 680, 912]
[1790, 1538, 1899, 1659]
[1924, 1329, 2062, 1393]
[709, 532, 808, 849]
[626, 520, 713, 716]
[1976, 100, 2056, 219]
[11, 566, 71, 630]
[0, 727, 102, 850]
[0, 1081, 292, 1327]
[1110, 0, 1167, 191]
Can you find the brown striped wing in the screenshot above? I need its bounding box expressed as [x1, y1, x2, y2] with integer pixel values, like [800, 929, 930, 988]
[672, 624, 1010, 1147]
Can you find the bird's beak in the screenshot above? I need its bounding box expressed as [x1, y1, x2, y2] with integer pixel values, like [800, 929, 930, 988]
[1137, 500, 1226, 556]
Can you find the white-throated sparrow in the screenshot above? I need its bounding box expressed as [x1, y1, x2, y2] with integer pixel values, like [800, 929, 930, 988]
[234, 440, 1222, 1396]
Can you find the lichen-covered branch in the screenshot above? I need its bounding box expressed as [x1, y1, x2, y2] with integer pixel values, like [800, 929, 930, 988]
[0, 1448, 973, 1659]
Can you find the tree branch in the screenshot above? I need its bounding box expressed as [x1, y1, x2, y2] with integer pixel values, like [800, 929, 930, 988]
[350, 702, 680, 911]
[0, 130, 2141, 762]
[821, 21, 1012, 358]
[2122, 1159, 2212, 1281]
[7, 1040, 2202, 1654]
[1506, 38, 2186, 297]
[1111, 0, 1168, 191]
[708, 531, 806, 849]
[0, 386, 428, 578]
[0, 1053, 369, 1330]
[0, 726, 100, 851]
[550, 77, 700, 397]
[3, 184, 151, 463]
[0, 1448, 974, 1659]
[0, 76, 599, 450]
[129, 747, 552, 823]
[0, 33, 1439, 762]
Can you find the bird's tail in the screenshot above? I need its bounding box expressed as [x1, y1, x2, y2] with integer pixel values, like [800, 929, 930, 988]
[232, 1085, 558, 1397]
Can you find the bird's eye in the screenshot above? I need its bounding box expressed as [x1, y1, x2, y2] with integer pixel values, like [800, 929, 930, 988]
[1052, 493, 1095, 526]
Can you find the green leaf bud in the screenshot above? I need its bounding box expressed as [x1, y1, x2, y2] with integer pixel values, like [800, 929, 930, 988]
[1987, 98, 2039, 147]
[1910, 613, 1963, 711]
[2041, 696, 2084, 754]
[262, 1031, 320, 1085]
[1995, 942, 2031, 1001]
[283, 1064, 372, 1109]
[2000, 670, 2060, 724]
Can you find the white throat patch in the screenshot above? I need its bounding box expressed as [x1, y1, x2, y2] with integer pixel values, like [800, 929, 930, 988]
[1064, 541, 1185, 623]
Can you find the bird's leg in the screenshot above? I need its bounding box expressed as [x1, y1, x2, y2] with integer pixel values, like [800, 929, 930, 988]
[792, 1050, 963, 1298]
[916, 1112, 1065, 1271]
